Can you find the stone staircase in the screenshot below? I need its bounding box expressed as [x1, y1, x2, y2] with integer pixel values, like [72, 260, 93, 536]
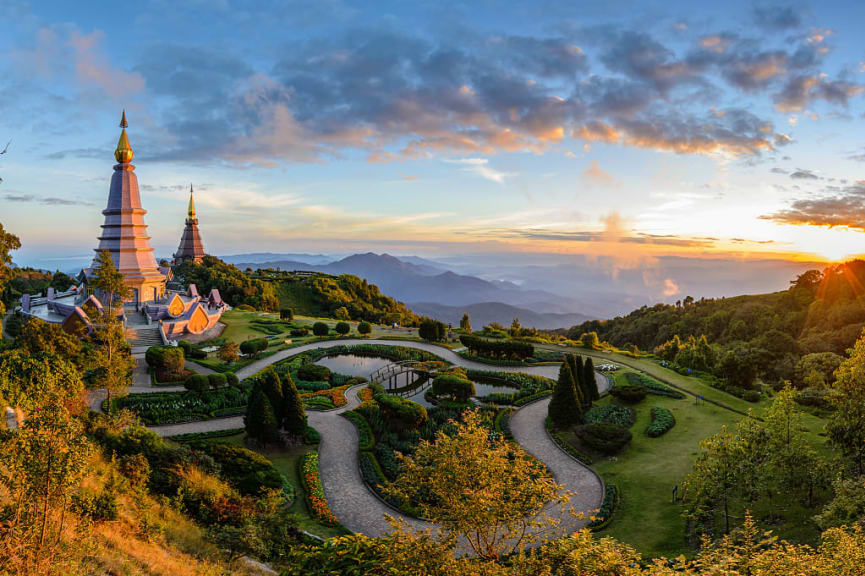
[126, 308, 164, 349]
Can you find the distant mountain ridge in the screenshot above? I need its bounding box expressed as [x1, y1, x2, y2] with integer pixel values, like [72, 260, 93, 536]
[409, 301, 591, 330]
[227, 252, 592, 328]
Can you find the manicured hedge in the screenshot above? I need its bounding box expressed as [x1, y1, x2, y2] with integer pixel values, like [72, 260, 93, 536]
[239, 337, 268, 357]
[374, 393, 428, 430]
[623, 372, 684, 399]
[545, 416, 593, 465]
[646, 406, 676, 437]
[145, 345, 185, 380]
[512, 389, 553, 406]
[166, 427, 244, 443]
[290, 327, 309, 337]
[297, 363, 331, 382]
[585, 404, 636, 429]
[588, 482, 619, 531]
[459, 334, 534, 360]
[575, 422, 632, 454]
[343, 411, 375, 451]
[431, 374, 475, 402]
[609, 384, 647, 404]
[184, 374, 210, 394]
[494, 407, 514, 440]
[207, 373, 227, 389]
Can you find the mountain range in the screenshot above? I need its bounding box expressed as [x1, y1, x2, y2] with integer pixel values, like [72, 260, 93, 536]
[225, 252, 591, 329]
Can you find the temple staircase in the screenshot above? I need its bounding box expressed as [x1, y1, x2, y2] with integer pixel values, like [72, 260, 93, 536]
[126, 307, 163, 350]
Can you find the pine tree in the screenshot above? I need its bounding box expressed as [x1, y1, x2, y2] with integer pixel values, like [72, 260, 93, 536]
[583, 357, 600, 402]
[281, 371, 307, 437]
[245, 388, 280, 445]
[567, 354, 587, 408]
[259, 367, 284, 423]
[91, 249, 131, 315]
[548, 360, 582, 428]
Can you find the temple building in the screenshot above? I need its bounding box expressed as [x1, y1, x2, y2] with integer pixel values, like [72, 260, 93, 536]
[17, 111, 228, 342]
[81, 110, 168, 307]
[174, 184, 206, 263]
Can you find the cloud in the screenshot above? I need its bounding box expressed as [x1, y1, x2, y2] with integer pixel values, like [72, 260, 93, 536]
[774, 75, 863, 112]
[790, 169, 819, 180]
[752, 5, 803, 30]
[575, 121, 619, 142]
[3, 193, 92, 206]
[663, 278, 680, 296]
[69, 30, 145, 100]
[445, 158, 514, 184]
[581, 160, 620, 187]
[760, 181, 865, 230]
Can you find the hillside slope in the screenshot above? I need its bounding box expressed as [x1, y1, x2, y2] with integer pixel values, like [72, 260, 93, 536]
[410, 300, 591, 330]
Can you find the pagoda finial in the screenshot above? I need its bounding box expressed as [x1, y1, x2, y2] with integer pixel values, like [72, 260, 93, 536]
[114, 110, 133, 164]
[187, 184, 196, 219]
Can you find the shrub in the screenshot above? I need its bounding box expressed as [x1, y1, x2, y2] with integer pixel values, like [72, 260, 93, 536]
[290, 327, 309, 337]
[334, 306, 350, 320]
[335, 321, 351, 335]
[239, 337, 268, 357]
[743, 389, 761, 403]
[588, 483, 619, 531]
[575, 422, 632, 454]
[312, 322, 329, 337]
[280, 308, 294, 321]
[431, 374, 475, 402]
[237, 304, 255, 311]
[419, 319, 447, 342]
[178, 340, 192, 355]
[225, 372, 239, 387]
[190, 443, 282, 496]
[646, 406, 675, 437]
[609, 384, 647, 404]
[188, 347, 207, 360]
[459, 334, 533, 360]
[796, 387, 831, 408]
[184, 374, 210, 394]
[297, 363, 331, 382]
[584, 404, 635, 428]
[375, 393, 428, 431]
[357, 321, 372, 335]
[623, 372, 684, 399]
[304, 425, 320, 444]
[207, 373, 227, 389]
[145, 345, 185, 380]
[343, 411, 374, 450]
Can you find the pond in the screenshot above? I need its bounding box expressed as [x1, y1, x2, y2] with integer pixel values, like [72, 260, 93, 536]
[315, 354, 519, 408]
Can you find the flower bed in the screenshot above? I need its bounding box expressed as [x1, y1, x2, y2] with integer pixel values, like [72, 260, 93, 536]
[588, 482, 619, 531]
[585, 404, 636, 429]
[114, 387, 248, 425]
[299, 452, 339, 526]
[300, 385, 349, 410]
[646, 406, 676, 437]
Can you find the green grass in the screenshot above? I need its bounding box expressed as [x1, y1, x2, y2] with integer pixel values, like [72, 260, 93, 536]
[204, 432, 347, 539]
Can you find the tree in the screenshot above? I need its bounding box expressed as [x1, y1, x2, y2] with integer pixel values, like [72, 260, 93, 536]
[509, 317, 521, 337]
[245, 389, 280, 445]
[548, 360, 582, 428]
[357, 321, 372, 335]
[88, 315, 134, 408]
[90, 249, 131, 314]
[334, 306, 350, 320]
[384, 410, 565, 560]
[335, 321, 351, 335]
[0, 403, 92, 573]
[565, 354, 586, 409]
[580, 331, 600, 349]
[16, 319, 86, 369]
[582, 357, 599, 402]
[0, 222, 21, 317]
[259, 368, 285, 423]
[828, 333, 865, 476]
[682, 426, 740, 536]
[765, 384, 815, 502]
[312, 322, 329, 337]
[279, 308, 294, 321]
[281, 371, 306, 437]
[460, 312, 472, 333]
[218, 341, 239, 364]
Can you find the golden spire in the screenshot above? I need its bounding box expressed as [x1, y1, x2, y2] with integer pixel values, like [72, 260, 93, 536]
[187, 184, 196, 219]
[114, 109, 133, 164]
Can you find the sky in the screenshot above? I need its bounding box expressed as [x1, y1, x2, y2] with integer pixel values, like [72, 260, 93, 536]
[1, 0, 865, 276]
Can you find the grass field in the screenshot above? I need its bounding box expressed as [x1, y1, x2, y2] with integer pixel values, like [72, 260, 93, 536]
[558, 364, 830, 559]
[206, 432, 347, 539]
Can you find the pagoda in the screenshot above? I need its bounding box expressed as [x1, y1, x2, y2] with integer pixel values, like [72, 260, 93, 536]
[88, 111, 167, 306]
[174, 184, 206, 263]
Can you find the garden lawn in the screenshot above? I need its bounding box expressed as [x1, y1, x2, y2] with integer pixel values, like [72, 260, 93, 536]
[205, 433, 347, 539]
[559, 368, 830, 559]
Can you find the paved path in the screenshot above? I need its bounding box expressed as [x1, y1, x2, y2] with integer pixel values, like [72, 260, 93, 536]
[146, 339, 607, 542]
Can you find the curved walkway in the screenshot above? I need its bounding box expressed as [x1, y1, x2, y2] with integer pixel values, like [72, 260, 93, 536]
[148, 338, 606, 540]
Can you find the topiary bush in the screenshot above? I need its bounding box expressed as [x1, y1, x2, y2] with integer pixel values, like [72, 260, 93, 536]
[184, 374, 210, 394]
[290, 327, 309, 337]
[280, 308, 294, 321]
[297, 363, 331, 382]
[357, 321, 372, 335]
[239, 337, 268, 358]
[335, 321, 351, 335]
[646, 406, 675, 437]
[575, 422, 632, 454]
[375, 393, 428, 431]
[609, 384, 647, 404]
[207, 373, 227, 389]
[312, 322, 329, 337]
[431, 374, 475, 402]
[145, 345, 185, 381]
[225, 372, 239, 387]
[584, 404, 635, 428]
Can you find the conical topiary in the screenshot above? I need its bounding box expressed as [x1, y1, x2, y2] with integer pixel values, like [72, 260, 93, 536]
[260, 367, 285, 423]
[245, 388, 280, 445]
[281, 371, 307, 438]
[549, 360, 582, 428]
[583, 357, 600, 402]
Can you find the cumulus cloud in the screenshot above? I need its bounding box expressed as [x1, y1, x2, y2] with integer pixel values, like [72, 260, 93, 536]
[663, 277, 680, 296]
[752, 5, 803, 31]
[774, 75, 864, 112]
